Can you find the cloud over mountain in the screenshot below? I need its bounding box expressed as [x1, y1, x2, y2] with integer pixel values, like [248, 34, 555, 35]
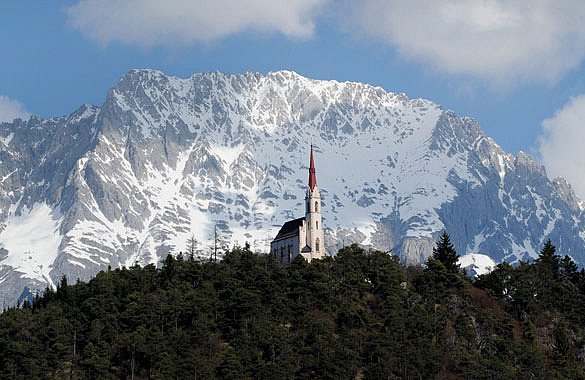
[539, 94, 585, 199]
[65, 0, 326, 47]
[67, 1, 585, 86]
[0, 96, 29, 123]
[343, 1, 585, 85]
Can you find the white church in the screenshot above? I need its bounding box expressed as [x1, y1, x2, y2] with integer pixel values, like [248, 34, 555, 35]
[270, 146, 325, 264]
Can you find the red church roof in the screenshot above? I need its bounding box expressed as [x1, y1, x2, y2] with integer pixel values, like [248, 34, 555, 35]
[308, 145, 317, 191]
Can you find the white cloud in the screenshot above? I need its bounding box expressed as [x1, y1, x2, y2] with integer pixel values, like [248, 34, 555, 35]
[0, 96, 30, 123]
[538, 95, 585, 198]
[344, 0, 585, 85]
[66, 0, 327, 47]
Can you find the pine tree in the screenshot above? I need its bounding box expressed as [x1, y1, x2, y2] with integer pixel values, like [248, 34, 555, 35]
[535, 239, 560, 280]
[559, 255, 578, 285]
[432, 231, 459, 273]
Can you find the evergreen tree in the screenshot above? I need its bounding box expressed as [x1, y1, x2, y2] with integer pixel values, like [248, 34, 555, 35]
[535, 239, 560, 279]
[1, 244, 585, 379]
[559, 255, 579, 286]
[431, 231, 460, 273]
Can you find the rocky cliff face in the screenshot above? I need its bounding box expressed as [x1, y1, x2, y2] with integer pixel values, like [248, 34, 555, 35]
[0, 69, 583, 305]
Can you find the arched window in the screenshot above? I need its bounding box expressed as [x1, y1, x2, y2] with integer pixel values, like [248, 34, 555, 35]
[316, 221, 319, 230]
[315, 201, 319, 212]
[315, 238, 320, 252]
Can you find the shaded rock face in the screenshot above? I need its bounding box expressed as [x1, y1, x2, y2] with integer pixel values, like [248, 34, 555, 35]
[0, 69, 583, 304]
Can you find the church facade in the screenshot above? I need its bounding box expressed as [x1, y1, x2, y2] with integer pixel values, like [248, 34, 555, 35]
[270, 146, 325, 263]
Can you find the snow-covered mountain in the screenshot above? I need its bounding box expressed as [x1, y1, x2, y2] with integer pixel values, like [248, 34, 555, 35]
[0, 69, 583, 305]
[458, 253, 497, 277]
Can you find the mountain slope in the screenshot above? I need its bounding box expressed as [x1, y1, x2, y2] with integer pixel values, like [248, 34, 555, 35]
[0, 69, 583, 304]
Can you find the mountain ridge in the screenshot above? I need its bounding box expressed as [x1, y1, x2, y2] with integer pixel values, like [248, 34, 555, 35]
[0, 69, 583, 305]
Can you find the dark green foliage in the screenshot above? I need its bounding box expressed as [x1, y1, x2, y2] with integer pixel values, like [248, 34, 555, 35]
[0, 241, 585, 379]
[476, 240, 585, 379]
[432, 231, 460, 273]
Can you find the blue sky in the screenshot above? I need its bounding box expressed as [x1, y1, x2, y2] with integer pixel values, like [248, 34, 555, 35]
[2, 1, 585, 195]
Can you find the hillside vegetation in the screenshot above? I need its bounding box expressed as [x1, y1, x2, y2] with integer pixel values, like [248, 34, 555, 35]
[1, 237, 585, 379]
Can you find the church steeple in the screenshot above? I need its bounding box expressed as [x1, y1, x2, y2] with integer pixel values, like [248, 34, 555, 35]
[270, 145, 325, 263]
[308, 145, 317, 191]
[304, 145, 324, 260]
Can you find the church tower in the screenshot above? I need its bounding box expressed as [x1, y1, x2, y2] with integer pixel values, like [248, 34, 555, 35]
[270, 145, 325, 263]
[304, 145, 325, 259]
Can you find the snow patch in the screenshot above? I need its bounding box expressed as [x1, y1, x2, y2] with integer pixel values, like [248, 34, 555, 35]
[1, 133, 14, 146]
[212, 144, 245, 171]
[0, 203, 62, 287]
[497, 153, 506, 180]
[0, 169, 17, 184]
[458, 253, 496, 277]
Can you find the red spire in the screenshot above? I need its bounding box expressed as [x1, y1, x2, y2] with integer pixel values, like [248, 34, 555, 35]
[308, 145, 317, 191]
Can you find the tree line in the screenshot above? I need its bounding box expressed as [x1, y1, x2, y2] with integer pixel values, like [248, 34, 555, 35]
[1, 234, 585, 379]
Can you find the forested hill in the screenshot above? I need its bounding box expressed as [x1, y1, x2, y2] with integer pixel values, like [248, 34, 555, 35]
[2, 242, 585, 379]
